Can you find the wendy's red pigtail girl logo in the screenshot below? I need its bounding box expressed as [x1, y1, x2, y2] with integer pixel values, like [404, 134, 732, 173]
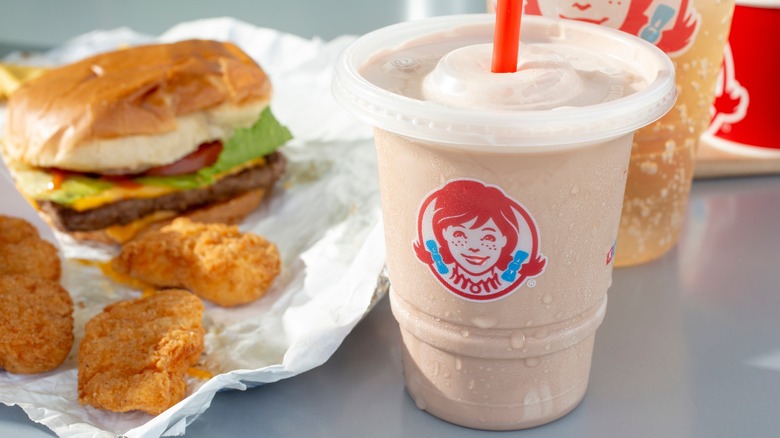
[413, 179, 546, 302]
[524, 0, 701, 56]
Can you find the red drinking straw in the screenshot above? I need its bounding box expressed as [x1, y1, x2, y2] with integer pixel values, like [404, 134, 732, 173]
[491, 0, 523, 73]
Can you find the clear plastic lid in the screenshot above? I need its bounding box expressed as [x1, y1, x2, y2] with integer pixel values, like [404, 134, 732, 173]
[333, 14, 677, 152]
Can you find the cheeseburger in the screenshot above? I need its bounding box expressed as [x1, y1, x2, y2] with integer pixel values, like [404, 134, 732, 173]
[1, 39, 290, 243]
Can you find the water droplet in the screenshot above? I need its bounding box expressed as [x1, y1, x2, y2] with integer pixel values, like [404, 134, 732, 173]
[542, 294, 553, 304]
[510, 331, 526, 349]
[534, 328, 550, 339]
[544, 344, 551, 351]
[387, 57, 422, 74]
[640, 161, 658, 175]
[468, 379, 475, 390]
[570, 184, 580, 195]
[415, 397, 427, 410]
[472, 315, 498, 329]
[525, 358, 540, 368]
[433, 363, 440, 377]
[461, 330, 470, 337]
[455, 358, 462, 370]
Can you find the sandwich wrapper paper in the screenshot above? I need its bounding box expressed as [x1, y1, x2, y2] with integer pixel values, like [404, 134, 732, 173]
[0, 18, 384, 437]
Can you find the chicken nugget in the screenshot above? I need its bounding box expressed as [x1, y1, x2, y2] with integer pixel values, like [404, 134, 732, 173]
[78, 289, 204, 415]
[0, 215, 60, 281]
[0, 275, 74, 374]
[0, 215, 38, 243]
[112, 218, 281, 307]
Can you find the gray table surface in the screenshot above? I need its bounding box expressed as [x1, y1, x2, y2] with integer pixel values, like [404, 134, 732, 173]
[3, 3, 780, 437]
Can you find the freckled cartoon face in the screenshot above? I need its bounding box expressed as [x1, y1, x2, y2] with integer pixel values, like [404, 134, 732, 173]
[443, 218, 507, 275]
[538, 1, 631, 28]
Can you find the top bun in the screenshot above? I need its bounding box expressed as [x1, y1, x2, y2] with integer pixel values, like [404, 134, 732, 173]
[2, 40, 272, 173]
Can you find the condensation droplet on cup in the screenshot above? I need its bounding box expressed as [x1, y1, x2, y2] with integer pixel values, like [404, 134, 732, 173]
[542, 294, 553, 304]
[415, 397, 427, 410]
[468, 378, 476, 390]
[461, 329, 470, 337]
[510, 331, 526, 349]
[455, 358, 462, 370]
[534, 328, 550, 339]
[472, 315, 498, 329]
[570, 184, 580, 195]
[385, 57, 422, 74]
[525, 357, 540, 368]
[640, 161, 658, 175]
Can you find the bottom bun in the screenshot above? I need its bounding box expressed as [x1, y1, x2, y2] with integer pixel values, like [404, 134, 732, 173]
[68, 189, 267, 245]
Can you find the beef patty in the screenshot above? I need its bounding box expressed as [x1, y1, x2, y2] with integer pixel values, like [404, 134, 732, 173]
[40, 151, 286, 232]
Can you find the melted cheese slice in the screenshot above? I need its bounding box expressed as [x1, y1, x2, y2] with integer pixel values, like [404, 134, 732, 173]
[67, 156, 267, 212]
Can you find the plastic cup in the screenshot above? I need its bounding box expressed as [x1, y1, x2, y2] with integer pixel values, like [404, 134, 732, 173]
[704, 0, 780, 154]
[333, 14, 675, 430]
[511, 0, 736, 266]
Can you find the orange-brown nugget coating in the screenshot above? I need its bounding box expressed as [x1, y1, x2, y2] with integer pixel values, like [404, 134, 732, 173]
[78, 289, 204, 415]
[112, 218, 281, 307]
[0, 275, 74, 374]
[0, 215, 61, 281]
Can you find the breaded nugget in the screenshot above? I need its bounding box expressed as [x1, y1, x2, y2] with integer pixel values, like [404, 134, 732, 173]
[112, 218, 281, 307]
[78, 289, 204, 415]
[0, 275, 74, 374]
[0, 215, 60, 281]
[0, 215, 38, 242]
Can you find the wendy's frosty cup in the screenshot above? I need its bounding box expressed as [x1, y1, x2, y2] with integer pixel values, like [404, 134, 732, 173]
[333, 15, 676, 430]
[516, 0, 736, 266]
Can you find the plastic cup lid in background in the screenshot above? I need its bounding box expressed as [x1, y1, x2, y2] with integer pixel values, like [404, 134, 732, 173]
[332, 14, 677, 152]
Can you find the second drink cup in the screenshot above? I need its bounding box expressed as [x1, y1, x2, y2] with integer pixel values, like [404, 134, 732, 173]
[334, 15, 676, 430]
[510, 0, 736, 266]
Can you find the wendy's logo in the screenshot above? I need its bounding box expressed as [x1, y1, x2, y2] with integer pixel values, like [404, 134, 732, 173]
[525, 0, 701, 56]
[413, 179, 546, 302]
[707, 43, 749, 137]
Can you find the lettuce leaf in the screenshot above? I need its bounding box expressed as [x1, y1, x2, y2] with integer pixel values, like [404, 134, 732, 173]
[40, 176, 113, 205]
[138, 107, 292, 189]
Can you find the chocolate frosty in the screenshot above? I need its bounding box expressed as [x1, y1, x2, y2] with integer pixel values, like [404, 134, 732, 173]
[334, 15, 676, 430]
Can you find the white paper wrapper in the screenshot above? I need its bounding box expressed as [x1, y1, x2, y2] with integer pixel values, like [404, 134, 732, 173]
[0, 18, 385, 437]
